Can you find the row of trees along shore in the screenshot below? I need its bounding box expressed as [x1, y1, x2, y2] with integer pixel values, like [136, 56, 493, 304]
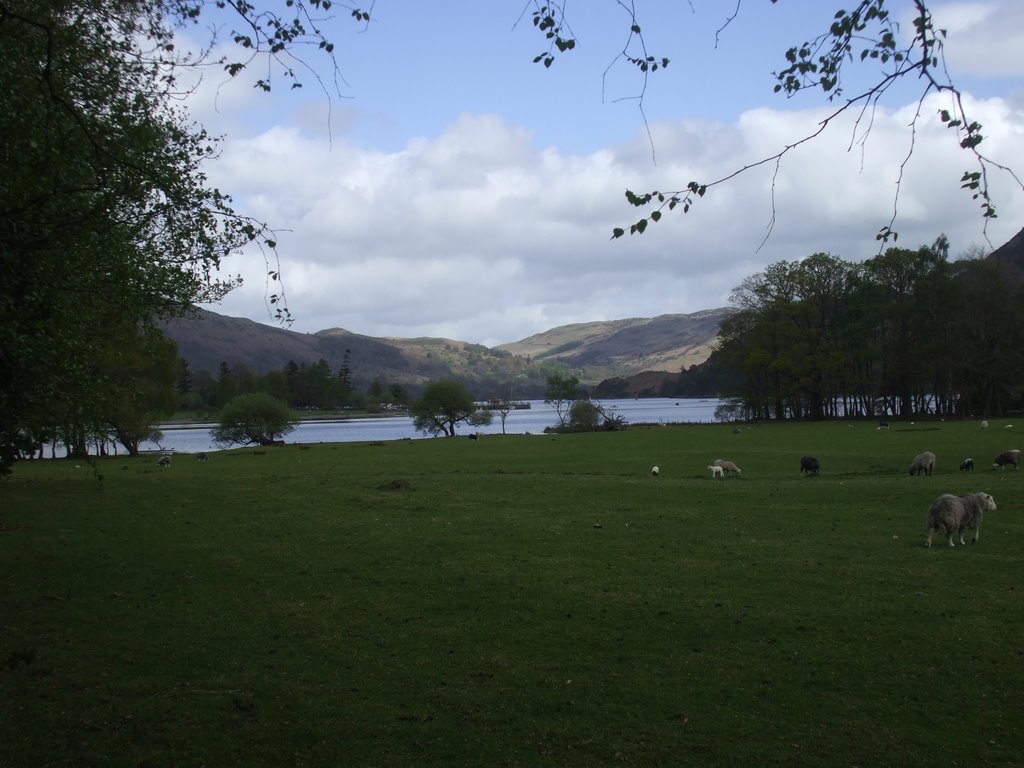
[19, 355, 411, 460]
[180, 358, 407, 413]
[702, 237, 1024, 421]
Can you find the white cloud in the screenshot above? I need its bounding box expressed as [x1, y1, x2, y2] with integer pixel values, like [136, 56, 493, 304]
[205, 89, 1023, 344]
[932, 2, 1024, 78]
[186, 0, 1024, 346]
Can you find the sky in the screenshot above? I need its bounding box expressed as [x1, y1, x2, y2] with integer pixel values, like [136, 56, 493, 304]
[181, 1, 1024, 346]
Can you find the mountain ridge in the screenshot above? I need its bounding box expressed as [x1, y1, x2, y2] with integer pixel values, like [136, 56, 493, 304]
[161, 226, 1024, 397]
[161, 307, 734, 395]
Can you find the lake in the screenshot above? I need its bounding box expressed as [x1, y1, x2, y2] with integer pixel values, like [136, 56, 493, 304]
[140, 398, 725, 455]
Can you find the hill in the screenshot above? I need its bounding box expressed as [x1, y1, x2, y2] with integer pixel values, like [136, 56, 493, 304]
[161, 307, 733, 395]
[495, 310, 729, 380]
[987, 226, 1024, 280]
[161, 225, 1024, 399]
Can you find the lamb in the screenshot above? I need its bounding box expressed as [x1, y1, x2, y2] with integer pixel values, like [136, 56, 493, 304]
[909, 451, 936, 476]
[799, 456, 820, 475]
[712, 459, 741, 476]
[651, 465, 660, 477]
[925, 492, 996, 547]
[993, 449, 1020, 470]
[959, 458, 974, 472]
[707, 465, 724, 478]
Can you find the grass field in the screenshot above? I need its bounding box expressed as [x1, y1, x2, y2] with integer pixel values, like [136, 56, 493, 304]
[2, 420, 1022, 767]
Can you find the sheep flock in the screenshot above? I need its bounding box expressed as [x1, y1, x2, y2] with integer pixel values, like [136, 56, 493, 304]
[649, 420, 1014, 550]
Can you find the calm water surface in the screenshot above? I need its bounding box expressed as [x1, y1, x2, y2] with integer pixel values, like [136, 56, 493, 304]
[140, 398, 724, 455]
[132, 399, 724, 454]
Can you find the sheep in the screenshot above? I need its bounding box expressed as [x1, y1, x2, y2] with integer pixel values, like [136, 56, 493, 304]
[981, 420, 989, 430]
[196, 452, 209, 462]
[909, 451, 936, 476]
[712, 459, 741, 476]
[651, 465, 660, 477]
[959, 458, 974, 472]
[799, 456, 820, 475]
[926, 492, 996, 547]
[993, 449, 1020, 470]
[878, 420, 890, 430]
[158, 454, 171, 468]
[707, 465, 724, 479]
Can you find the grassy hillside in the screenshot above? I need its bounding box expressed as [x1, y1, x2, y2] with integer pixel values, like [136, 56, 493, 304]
[163, 308, 731, 391]
[3, 420, 1022, 766]
[496, 309, 731, 380]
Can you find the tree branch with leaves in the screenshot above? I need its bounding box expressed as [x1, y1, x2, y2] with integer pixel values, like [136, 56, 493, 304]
[521, 1, 1020, 247]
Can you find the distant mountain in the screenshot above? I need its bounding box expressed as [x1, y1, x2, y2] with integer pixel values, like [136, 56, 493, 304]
[161, 307, 733, 396]
[496, 310, 730, 381]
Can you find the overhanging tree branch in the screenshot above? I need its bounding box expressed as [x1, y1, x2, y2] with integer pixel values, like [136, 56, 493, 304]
[526, 1, 1020, 247]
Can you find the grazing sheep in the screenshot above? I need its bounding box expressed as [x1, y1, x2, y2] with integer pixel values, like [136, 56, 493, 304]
[993, 449, 1021, 470]
[926, 492, 996, 547]
[158, 454, 171, 468]
[196, 452, 209, 462]
[981, 420, 989, 430]
[878, 420, 890, 430]
[909, 451, 936, 476]
[651, 465, 660, 477]
[800, 456, 820, 475]
[712, 459, 741, 476]
[959, 458, 974, 472]
[707, 465, 724, 479]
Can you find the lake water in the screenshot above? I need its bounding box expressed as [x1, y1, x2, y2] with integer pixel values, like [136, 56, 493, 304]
[140, 398, 725, 455]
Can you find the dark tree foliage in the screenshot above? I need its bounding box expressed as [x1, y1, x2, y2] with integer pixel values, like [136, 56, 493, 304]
[716, 238, 1024, 420]
[411, 380, 492, 438]
[672, 356, 745, 399]
[0, 0, 358, 472]
[210, 392, 296, 446]
[104, 326, 181, 456]
[543, 373, 583, 427]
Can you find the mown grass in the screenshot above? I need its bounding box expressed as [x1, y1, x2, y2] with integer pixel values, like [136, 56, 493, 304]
[2, 420, 1022, 767]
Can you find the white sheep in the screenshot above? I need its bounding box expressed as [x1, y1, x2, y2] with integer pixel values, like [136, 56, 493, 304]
[909, 451, 936, 476]
[651, 466, 660, 477]
[926, 492, 996, 547]
[707, 465, 724, 479]
[712, 459, 741, 476]
[158, 454, 171, 468]
[981, 420, 989, 430]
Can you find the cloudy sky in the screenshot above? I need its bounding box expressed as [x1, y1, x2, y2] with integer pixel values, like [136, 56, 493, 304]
[183, 1, 1024, 346]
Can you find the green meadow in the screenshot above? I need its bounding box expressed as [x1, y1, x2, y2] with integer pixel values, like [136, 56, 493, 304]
[2, 420, 1022, 767]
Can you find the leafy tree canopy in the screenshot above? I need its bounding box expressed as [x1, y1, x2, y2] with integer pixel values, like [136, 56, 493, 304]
[715, 237, 1024, 419]
[0, 0, 353, 471]
[544, 373, 583, 427]
[210, 392, 296, 447]
[411, 380, 492, 438]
